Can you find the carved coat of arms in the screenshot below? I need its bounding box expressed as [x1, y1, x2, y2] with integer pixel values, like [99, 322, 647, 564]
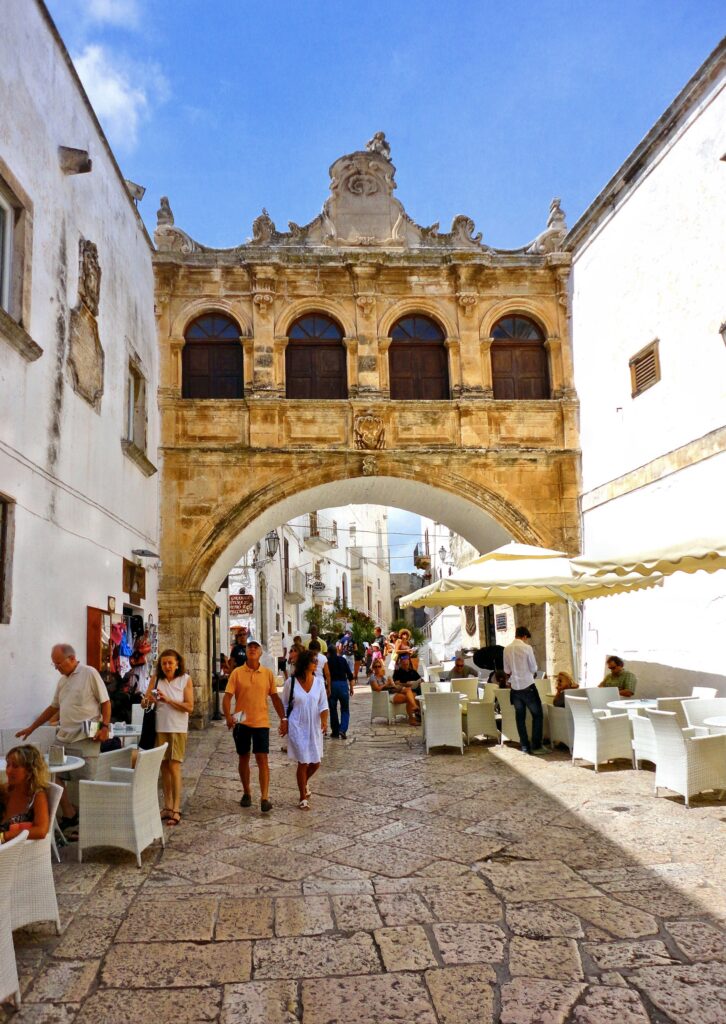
[354, 411, 385, 450]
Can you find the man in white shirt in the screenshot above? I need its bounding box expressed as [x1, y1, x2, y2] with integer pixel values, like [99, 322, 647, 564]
[503, 626, 543, 754]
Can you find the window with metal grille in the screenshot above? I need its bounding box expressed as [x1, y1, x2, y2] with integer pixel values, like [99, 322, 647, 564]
[629, 340, 660, 397]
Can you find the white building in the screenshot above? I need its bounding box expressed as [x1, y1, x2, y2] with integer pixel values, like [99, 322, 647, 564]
[569, 40, 726, 695]
[0, 1, 159, 725]
[219, 504, 392, 657]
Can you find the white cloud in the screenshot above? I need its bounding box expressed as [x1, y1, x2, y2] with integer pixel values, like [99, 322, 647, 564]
[86, 0, 141, 29]
[73, 43, 167, 152]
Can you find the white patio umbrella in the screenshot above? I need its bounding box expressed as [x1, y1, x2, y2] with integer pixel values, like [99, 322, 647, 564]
[399, 543, 664, 677]
[573, 536, 726, 578]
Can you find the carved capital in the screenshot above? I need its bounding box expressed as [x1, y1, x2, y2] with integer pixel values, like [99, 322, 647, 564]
[444, 336, 461, 351]
[379, 337, 392, 353]
[343, 336, 358, 353]
[456, 292, 477, 314]
[356, 294, 376, 317]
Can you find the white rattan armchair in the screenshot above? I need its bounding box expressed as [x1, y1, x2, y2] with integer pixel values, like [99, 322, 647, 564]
[497, 691, 520, 746]
[546, 703, 574, 750]
[11, 782, 62, 935]
[631, 714, 658, 769]
[568, 695, 632, 770]
[0, 833, 28, 1009]
[370, 689, 395, 724]
[465, 701, 499, 745]
[585, 687, 620, 713]
[647, 709, 726, 806]
[131, 704, 145, 728]
[78, 743, 166, 866]
[691, 686, 718, 699]
[423, 693, 465, 754]
[683, 698, 726, 730]
[450, 678, 479, 701]
[93, 745, 136, 781]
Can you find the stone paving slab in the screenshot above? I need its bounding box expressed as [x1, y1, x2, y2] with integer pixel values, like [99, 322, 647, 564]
[4, 691, 726, 1022]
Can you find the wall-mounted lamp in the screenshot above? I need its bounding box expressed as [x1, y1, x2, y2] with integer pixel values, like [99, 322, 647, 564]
[719, 322, 726, 346]
[132, 549, 160, 559]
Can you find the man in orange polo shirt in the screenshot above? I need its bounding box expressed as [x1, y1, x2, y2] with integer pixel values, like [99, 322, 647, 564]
[223, 639, 286, 813]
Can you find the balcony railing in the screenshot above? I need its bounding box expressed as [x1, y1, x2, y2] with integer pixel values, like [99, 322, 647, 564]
[304, 513, 338, 552]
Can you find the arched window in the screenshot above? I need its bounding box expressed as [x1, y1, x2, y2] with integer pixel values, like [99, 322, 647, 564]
[286, 314, 347, 399]
[491, 315, 549, 399]
[389, 315, 449, 400]
[182, 314, 243, 398]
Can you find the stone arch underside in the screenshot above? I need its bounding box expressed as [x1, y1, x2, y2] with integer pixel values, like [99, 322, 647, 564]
[183, 469, 542, 598]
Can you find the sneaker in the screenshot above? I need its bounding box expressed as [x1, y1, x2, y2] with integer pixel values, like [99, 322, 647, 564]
[520, 747, 531, 755]
[330, 732, 340, 739]
[240, 794, 252, 808]
[260, 799, 273, 813]
[340, 732, 347, 740]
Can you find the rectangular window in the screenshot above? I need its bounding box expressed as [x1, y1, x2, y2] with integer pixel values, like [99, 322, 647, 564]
[126, 361, 147, 451]
[0, 495, 15, 623]
[629, 340, 660, 397]
[0, 192, 12, 312]
[366, 585, 372, 612]
[377, 599, 382, 621]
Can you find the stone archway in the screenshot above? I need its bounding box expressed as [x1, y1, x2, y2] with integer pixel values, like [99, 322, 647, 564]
[159, 450, 579, 722]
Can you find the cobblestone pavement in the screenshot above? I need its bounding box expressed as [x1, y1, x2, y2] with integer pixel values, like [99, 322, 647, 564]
[4, 692, 726, 1023]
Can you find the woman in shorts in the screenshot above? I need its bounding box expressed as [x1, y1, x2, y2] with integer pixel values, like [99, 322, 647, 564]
[143, 648, 193, 827]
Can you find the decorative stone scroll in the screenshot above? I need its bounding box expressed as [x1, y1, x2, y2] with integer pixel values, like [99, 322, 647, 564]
[526, 198, 568, 254]
[354, 411, 385, 450]
[361, 455, 378, 475]
[67, 239, 104, 411]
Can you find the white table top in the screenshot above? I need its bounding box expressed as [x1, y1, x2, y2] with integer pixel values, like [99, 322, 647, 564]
[703, 716, 726, 728]
[113, 724, 141, 736]
[46, 755, 86, 774]
[607, 698, 658, 710]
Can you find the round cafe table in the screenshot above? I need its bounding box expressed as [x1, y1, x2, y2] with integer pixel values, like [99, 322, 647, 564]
[703, 715, 726, 734]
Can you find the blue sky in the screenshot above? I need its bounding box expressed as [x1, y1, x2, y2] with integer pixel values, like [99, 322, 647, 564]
[43, 1, 725, 574]
[46, 1, 724, 251]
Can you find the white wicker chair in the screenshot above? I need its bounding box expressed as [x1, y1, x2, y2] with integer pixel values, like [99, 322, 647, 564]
[78, 744, 167, 867]
[568, 695, 632, 770]
[585, 687, 621, 713]
[656, 697, 696, 729]
[436, 680, 453, 693]
[1, 726, 57, 756]
[535, 678, 553, 701]
[423, 693, 465, 754]
[450, 678, 479, 701]
[0, 833, 28, 1008]
[481, 683, 499, 704]
[93, 745, 136, 781]
[497, 691, 520, 746]
[131, 704, 145, 728]
[631, 714, 658, 769]
[647, 709, 726, 807]
[370, 689, 395, 724]
[683, 698, 726, 730]
[465, 701, 499, 745]
[420, 680, 439, 695]
[11, 783, 62, 934]
[546, 703, 574, 750]
[692, 686, 718, 699]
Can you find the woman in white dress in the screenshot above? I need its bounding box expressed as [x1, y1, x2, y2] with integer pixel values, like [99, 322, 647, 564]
[281, 650, 329, 809]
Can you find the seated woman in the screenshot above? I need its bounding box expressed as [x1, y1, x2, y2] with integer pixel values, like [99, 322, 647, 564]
[553, 671, 579, 706]
[368, 659, 419, 726]
[0, 745, 51, 843]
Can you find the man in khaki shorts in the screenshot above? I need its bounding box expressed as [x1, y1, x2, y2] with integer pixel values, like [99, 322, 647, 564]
[17, 643, 111, 829]
[223, 639, 286, 813]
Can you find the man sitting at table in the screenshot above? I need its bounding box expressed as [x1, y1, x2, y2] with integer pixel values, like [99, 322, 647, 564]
[450, 653, 478, 681]
[392, 652, 422, 697]
[16, 643, 111, 831]
[369, 660, 419, 726]
[599, 655, 637, 698]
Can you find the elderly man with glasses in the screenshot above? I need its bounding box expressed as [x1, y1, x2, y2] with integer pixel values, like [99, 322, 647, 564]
[16, 643, 111, 829]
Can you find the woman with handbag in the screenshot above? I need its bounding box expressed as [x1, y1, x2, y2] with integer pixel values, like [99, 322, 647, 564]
[142, 649, 193, 826]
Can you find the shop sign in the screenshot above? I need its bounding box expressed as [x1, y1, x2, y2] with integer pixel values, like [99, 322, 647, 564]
[229, 593, 254, 616]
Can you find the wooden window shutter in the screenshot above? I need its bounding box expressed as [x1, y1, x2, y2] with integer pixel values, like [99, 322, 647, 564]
[629, 340, 660, 397]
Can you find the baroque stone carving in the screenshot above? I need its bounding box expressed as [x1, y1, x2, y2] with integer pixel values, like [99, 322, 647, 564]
[354, 410, 385, 450]
[526, 198, 568, 254]
[356, 294, 376, 316]
[154, 196, 200, 254]
[67, 239, 104, 411]
[361, 455, 378, 475]
[366, 131, 391, 160]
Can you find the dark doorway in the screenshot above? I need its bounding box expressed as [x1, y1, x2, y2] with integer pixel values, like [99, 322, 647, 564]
[491, 315, 550, 399]
[389, 315, 449, 400]
[182, 314, 243, 398]
[286, 314, 347, 399]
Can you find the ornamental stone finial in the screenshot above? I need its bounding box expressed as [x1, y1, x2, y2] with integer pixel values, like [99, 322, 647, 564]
[365, 132, 391, 161]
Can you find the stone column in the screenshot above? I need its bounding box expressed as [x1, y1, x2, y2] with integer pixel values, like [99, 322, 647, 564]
[351, 264, 381, 395]
[545, 603, 575, 678]
[479, 338, 494, 397]
[343, 336, 359, 394]
[158, 589, 217, 727]
[444, 337, 462, 398]
[378, 337, 392, 396]
[513, 605, 546, 674]
[250, 266, 278, 395]
[168, 336, 184, 394]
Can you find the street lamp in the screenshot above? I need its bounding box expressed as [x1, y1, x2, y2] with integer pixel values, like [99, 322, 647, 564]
[264, 530, 279, 560]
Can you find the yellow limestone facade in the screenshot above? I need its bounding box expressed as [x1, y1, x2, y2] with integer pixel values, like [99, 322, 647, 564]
[154, 134, 581, 722]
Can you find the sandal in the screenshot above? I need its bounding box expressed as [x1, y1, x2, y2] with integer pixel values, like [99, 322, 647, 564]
[298, 799, 310, 810]
[160, 807, 173, 820]
[165, 811, 182, 827]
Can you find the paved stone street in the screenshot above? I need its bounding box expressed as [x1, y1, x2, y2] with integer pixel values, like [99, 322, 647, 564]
[4, 693, 726, 1023]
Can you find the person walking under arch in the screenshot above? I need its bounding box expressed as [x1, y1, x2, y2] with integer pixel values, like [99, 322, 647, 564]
[223, 639, 286, 813]
[326, 645, 354, 739]
[281, 650, 329, 810]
